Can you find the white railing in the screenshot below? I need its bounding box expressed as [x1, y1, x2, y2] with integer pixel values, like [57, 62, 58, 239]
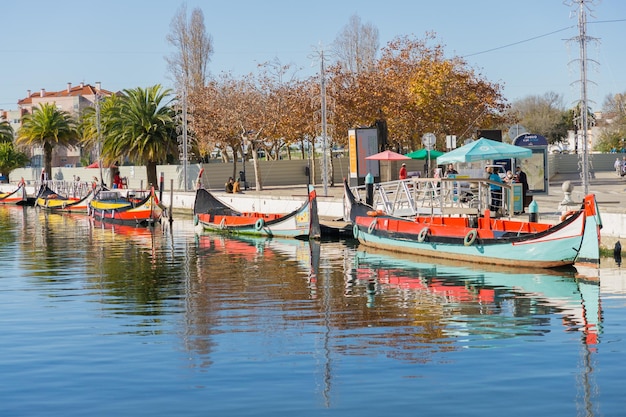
[350, 177, 516, 218]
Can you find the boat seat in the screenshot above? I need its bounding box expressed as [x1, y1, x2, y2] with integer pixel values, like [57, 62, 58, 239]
[441, 207, 479, 216]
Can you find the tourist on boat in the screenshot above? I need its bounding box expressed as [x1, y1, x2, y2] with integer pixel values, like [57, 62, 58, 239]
[225, 177, 234, 193]
[504, 170, 515, 183]
[487, 167, 503, 212]
[399, 163, 407, 180]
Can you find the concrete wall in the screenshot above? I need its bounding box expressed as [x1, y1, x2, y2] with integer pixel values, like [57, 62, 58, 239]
[9, 158, 352, 191]
[7, 153, 615, 190]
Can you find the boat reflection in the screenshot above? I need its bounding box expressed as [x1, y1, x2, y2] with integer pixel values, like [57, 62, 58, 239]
[349, 248, 601, 347]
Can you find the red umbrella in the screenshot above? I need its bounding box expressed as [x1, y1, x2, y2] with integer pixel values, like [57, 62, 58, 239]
[87, 161, 117, 168]
[366, 150, 410, 181]
[365, 150, 411, 161]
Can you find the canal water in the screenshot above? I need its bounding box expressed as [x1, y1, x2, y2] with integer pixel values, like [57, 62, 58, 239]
[1, 206, 625, 417]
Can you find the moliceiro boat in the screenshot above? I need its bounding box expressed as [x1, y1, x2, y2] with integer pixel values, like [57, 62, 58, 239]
[343, 179, 601, 268]
[193, 185, 321, 239]
[88, 187, 162, 226]
[35, 183, 95, 212]
[0, 180, 29, 205]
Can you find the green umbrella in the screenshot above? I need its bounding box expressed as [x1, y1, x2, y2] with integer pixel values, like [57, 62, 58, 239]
[405, 149, 444, 160]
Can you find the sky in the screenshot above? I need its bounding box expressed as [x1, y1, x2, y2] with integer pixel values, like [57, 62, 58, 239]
[1, 0, 624, 113]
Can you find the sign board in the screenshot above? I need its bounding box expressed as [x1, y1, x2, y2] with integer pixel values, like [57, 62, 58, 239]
[513, 133, 549, 195]
[446, 135, 457, 149]
[348, 128, 379, 186]
[513, 134, 548, 147]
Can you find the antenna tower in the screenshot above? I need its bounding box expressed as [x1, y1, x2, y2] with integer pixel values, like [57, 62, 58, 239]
[568, 0, 598, 195]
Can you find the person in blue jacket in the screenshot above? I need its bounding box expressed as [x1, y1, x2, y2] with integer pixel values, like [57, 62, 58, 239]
[487, 167, 503, 212]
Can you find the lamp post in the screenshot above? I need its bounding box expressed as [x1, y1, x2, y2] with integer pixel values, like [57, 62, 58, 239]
[241, 138, 247, 190]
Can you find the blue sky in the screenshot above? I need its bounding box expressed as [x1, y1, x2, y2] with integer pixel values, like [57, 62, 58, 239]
[1, 0, 624, 112]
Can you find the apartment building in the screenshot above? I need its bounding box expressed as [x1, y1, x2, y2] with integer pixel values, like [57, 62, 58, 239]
[16, 82, 114, 167]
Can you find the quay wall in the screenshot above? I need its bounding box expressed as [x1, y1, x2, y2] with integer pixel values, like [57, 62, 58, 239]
[6, 152, 620, 192]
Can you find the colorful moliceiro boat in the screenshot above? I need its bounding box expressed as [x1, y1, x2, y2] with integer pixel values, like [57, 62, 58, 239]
[0, 180, 29, 205]
[193, 185, 321, 239]
[344, 179, 601, 268]
[0, 178, 32, 206]
[35, 184, 94, 212]
[88, 188, 162, 226]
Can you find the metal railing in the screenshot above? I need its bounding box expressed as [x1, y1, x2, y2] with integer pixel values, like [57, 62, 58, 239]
[350, 177, 516, 218]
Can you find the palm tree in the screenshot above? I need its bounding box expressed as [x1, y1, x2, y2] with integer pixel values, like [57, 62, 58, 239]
[0, 142, 29, 181]
[102, 85, 177, 189]
[0, 120, 14, 143]
[16, 103, 78, 175]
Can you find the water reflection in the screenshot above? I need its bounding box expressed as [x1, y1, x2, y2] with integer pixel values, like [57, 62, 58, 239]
[1, 206, 613, 416]
[349, 248, 601, 348]
[189, 233, 603, 411]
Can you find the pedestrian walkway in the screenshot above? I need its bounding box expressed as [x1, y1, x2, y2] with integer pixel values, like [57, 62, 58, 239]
[257, 170, 626, 216]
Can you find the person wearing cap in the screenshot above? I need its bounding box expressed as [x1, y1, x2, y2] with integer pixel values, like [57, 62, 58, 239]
[399, 163, 407, 180]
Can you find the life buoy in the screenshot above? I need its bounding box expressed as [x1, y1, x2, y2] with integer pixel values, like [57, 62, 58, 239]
[255, 218, 265, 231]
[560, 210, 577, 222]
[368, 219, 377, 233]
[464, 229, 478, 246]
[353, 223, 360, 239]
[418, 227, 429, 242]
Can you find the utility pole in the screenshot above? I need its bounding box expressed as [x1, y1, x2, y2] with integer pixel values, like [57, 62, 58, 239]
[95, 89, 104, 185]
[569, 0, 598, 196]
[182, 82, 189, 191]
[309, 44, 333, 197]
[320, 49, 329, 197]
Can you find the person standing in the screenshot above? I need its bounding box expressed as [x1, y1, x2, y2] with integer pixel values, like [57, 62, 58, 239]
[399, 163, 407, 180]
[487, 167, 503, 213]
[615, 157, 622, 176]
[515, 166, 529, 212]
[445, 164, 458, 177]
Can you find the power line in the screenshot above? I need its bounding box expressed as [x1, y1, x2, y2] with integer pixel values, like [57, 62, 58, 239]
[461, 18, 625, 59]
[462, 26, 575, 58]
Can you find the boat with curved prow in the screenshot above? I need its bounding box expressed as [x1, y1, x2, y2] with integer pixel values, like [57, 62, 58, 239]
[35, 183, 96, 213]
[88, 187, 162, 227]
[193, 180, 320, 239]
[343, 178, 601, 268]
[0, 180, 30, 205]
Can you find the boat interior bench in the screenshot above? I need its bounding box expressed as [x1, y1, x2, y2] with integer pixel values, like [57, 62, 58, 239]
[441, 207, 479, 216]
